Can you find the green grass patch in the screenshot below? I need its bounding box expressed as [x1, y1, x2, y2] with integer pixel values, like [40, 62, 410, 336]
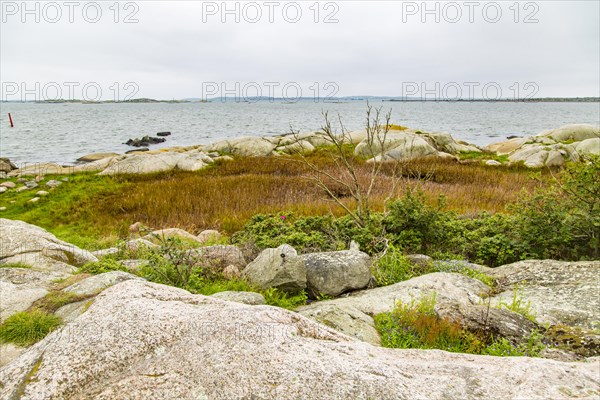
[0, 310, 62, 346]
[30, 291, 91, 314]
[372, 247, 494, 287]
[375, 294, 546, 356]
[0, 262, 32, 269]
[0, 173, 128, 249]
[458, 151, 509, 163]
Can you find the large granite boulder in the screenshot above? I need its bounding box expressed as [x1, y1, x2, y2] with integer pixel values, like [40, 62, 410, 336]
[489, 260, 600, 330]
[302, 250, 372, 299]
[242, 244, 306, 293]
[536, 124, 600, 142]
[0, 279, 597, 399]
[99, 152, 186, 175]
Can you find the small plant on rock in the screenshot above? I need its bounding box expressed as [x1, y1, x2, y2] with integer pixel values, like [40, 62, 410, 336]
[0, 310, 62, 346]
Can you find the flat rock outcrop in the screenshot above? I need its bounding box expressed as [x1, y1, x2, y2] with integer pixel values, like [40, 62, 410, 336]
[1, 279, 598, 400]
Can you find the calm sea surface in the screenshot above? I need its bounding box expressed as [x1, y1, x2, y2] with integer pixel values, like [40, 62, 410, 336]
[1, 101, 599, 164]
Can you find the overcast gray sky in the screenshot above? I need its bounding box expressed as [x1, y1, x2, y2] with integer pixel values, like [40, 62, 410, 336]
[1, 0, 599, 100]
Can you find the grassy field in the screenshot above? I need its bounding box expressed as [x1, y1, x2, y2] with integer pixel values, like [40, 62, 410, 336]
[0, 153, 551, 249]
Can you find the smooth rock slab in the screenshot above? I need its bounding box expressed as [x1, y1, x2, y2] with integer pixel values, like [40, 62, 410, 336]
[63, 271, 143, 296]
[0, 280, 598, 400]
[210, 291, 266, 305]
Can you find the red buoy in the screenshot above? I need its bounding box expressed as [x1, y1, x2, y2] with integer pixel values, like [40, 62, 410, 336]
[8, 113, 13, 128]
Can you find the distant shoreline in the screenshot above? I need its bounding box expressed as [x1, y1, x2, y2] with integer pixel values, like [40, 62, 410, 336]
[1, 97, 599, 104]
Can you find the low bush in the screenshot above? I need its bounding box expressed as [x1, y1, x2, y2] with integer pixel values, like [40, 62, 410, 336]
[375, 294, 547, 356]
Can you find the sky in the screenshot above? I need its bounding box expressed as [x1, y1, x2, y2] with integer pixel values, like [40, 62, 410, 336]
[1, 0, 599, 100]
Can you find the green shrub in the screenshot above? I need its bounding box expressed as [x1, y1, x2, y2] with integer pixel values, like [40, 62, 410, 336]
[375, 294, 485, 353]
[0, 311, 62, 346]
[483, 330, 545, 357]
[231, 214, 339, 254]
[263, 288, 308, 310]
[372, 246, 434, 286]
[384, 190, 455, 254]
[509, 155, 600, 260]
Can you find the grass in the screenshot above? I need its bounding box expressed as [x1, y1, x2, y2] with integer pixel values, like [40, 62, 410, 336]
[1, 151, 552, 250]
[0, 310, 62, 346]
[372, 247, 494, 287]
[458, 151, 510, 163]
[496, 286, 536, 322]
[0, 172, 128, 249]
[374, 294, 546, 356]
[0, 262, 32, 269]
[30, 291, 91, 314]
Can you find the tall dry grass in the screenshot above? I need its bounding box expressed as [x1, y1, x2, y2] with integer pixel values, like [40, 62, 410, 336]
[96, 155, 549, 235]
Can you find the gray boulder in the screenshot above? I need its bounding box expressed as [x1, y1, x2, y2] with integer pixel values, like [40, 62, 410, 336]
[303, 250, 372, 299]
[242, 244, 306, 293]
[0, 158, 17, 173]
[188, 245, 246, 270]
[0, 280, 598, 400]
[489, 260, 600, 330]
[536, 124, 600, 142]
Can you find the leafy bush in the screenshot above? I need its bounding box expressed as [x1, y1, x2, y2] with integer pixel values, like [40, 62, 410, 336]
[372, 246, 434, 286]
[231, 214, 340, 254]
[375, 294, 485, 353]
[384, 190, 455, 254]
[262, 288, 308, 309]
[482, 330, 545, 357]
[509, 156, 600, 260]
[375, 294, 546, 356]
[0, 311, 62, 346]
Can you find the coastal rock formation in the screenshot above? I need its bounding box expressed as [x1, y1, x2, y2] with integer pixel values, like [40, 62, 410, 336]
[210, 290, 266, 305]
[125, 135, 167, 147]
[0, 158, 17, 173]
[143, 228, 203, 245]
[1, 279, 598, 400]
[486, 124, 600, 168]
[298, 259, 600, 352]
[353, 129, 481, 162]
[303, 250, 372, 299]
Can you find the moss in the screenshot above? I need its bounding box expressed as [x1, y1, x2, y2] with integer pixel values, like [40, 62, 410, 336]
[545, 325, 600, 357]
[30, 291, 92, 314]
[16, 354, 44, 398]
[458, 151, 509, 163]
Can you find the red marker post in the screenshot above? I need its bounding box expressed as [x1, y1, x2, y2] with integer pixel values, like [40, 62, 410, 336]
[8, 113, 14, 127]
